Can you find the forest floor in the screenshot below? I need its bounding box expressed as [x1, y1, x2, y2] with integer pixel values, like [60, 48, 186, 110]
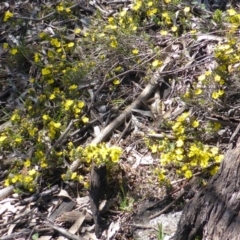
[1, 0, 240, 239]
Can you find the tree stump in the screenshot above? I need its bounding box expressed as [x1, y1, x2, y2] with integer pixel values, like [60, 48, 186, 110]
[89, 165, 107, 238]
[173, 139, 240, 240]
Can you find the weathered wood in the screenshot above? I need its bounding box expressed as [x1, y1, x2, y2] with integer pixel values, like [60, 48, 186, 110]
[89, 165, 107, 238]
[173, 140, 240, 240]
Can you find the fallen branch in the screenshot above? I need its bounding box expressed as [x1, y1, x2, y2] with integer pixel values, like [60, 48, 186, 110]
[70, 78, 159, 172]
[44, 219, 81, 240]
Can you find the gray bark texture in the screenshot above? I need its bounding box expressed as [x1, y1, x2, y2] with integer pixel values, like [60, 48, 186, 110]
[173, 138, 240, 240]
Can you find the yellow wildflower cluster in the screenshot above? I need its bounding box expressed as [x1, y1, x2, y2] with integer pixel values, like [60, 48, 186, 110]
[3, 0, 227, 193]
[56, 2, 71, 13]
[61, 99, 85, 119]
[5, 162, 39, 192]
[60, 143, 122, 186]
[148, 112, 224, 180]
[82, 143, 122, 166]
[226, 8, 240, 33]
[68, 143, 122, 167]
[184, 70, 225, 104]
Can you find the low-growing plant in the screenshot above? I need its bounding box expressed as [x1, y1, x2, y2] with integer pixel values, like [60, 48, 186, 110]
[1, 0, 240, 193]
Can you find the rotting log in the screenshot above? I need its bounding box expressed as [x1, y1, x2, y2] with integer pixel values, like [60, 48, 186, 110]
[173, 138, 240, 240]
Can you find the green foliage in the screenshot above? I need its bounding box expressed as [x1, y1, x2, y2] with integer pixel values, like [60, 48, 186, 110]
[32, 233, 39, 240]
[147, 112, 223, 181]
[118, 183, 135, 211]
[212, 9, 223, 24]
[156, 223, 165, 240]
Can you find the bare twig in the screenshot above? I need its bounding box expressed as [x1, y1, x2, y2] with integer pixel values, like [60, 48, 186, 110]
[0, 185, 14, 201]
[12, 2, 84, 22]
[150, 190, 185, 220]
[46, 119, 78, 157]
[229, 122, 240, 143]
[44, 219, 81, 240]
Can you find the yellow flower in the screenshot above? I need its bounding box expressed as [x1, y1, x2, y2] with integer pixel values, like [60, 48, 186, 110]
[115, 66, 123, 72]
[175, 148, 183, 155]
[52, 121, 61, 128]
[78, 101, 85, 108]
[24, 159, 31, 167]
[210, 166, 219, 175]
[215, 154, 224, 163]
[4, 10, 13, 22]
[131, 25, 137, 31]
[212, 90, 224, 99]
[48, 50, 54, 58]
[67, 42, 74, 48]
[34, 53, 40, 63]
[64, 99, 74, 110]
[184, 170, 192, 178]
[160, 30, 168, 36]
[3, 43, 9, 49]
[69, 84, 78, 90]
[205, 71, 211, 76]
[214, 75, 221, 82]
[4, 179, 10, 186]
[74, 28, 81, 34]
[39, 32, 46, 39]
[176, 139, 184, 147]
[227, 9, 236, 16]
[192, 120, 199, 128]
[132, 49, 139, 54]
[164, 0, 171, 3]
[171, 26, 178, 32]
[147, 8, 158, 17]
[151, 144, 158, 153]
[148, 2, 153, 6]
[49, 94, 55, 100]
[40, 160, 48, 168]
[28, 169, 36, 176]
[11, 112, 20, 122]
[11, 175, 19, 183]
[108, 17, 115, 24]
[152, 60, 162, 67]
[110, 39, 118, 48]
[198, 75, 205, 81]
[184, 6, 190, 14]
[132, 1, 142, 11]
[15, 137, 22, 143]
[10, 48, 18, 55]
[48, 79, 54, 84]
[110, 146, 122, 163]
[57, 4, 64, 12]
[119, 10, 127, 17]
[50, 38, 61, 48]
[194, 88, 202, 95]
[41, 68, 51, 75]
[113, 79, 120, 85]
[106, 25, 117, 30]
[210, 147, 219, 155]
[82, 116, 89, 123]
[177, 112, 189, 122]
[0, 135, 7, 142]
[71, 172, 78, 180]
[65, 8, 71, 13]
